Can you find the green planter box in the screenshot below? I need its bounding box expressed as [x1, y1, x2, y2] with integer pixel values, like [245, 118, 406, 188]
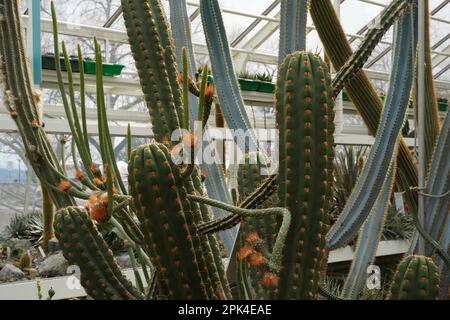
[238, 78, 260, 91]
[257, 81, 275, 93]
[42, 55, 80, 72]
[83, 60, 125, 77]
[438, 102, 448, 112]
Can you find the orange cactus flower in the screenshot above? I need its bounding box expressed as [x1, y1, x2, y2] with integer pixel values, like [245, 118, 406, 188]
[238, 245, 254, 260]
[31, 119, 40, 127]
[93, 177, 103, 186]
[261, 272, 279, 288]
[88, 192, 109, 223]
[89, 203, 108, 222]
[75, 171, 85, 180]
[248, 252, 266, 267]
[246, 232, 261, 245]
[58, 180, 72, 192]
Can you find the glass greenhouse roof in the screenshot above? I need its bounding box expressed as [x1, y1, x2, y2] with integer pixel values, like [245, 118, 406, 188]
[26, 0, 450, 82]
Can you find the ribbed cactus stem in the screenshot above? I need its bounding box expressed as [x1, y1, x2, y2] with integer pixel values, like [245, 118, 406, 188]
[54, 207, 144, 300]
[276, 51, 335, 299]
[128, 143, 230, 299]
[332, 0, 414, 97]
[310, 0, 419, 213]
[389, 255, 440, 300]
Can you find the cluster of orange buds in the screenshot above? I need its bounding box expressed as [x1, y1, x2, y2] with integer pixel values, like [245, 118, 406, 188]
[238, 231, 280, 288]
[75, 170, 85, 181]
[86, 192, 109, 223]
[261, 272, 279, 288]
[58, 180, 72, 192]
[237, 232, 266, 267]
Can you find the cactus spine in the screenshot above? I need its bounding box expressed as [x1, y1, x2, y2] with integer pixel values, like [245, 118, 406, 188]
[55, 207, 144, 300]
[389, 255, 440, 300]
[275, 52, 335, 299]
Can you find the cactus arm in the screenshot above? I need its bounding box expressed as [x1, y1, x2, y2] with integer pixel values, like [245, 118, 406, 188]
[278, 0, 309, 63]
[332, 0, 413, 97]
[411, 204, 450, 269]
[424, 110, 450, 253]
[199, 0, 258, 152]
[77, 45, 90, 156]
[0, 0, 74, 208]
[55, 207, 144, 300]
[51, 4, 94, 179]
[310, 0, 419, 214]
[94, 39, 127, 194]
[187, 194, 291, 273]
[196, 174, 278, 236]
[182, 47, 190, 131]
[168, 0, 236, 253]
[327, 7, 418, 249]
[342, 158, 397, 299]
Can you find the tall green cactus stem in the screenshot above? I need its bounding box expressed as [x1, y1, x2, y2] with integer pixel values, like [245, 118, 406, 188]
[278, 0, 309, 64]
[0, 0, 74, 208]
[389, 255, 440, 300]
[41, 184, 55, 251]
[121, 0, 181, 143]
[310, 0, 419, 213]
[332, 0, 413, 97]
[326, 5, 417, 249]
[128, 143, 230, 299]
[275, 52, 335, 299]
[54, 207, 144, 300]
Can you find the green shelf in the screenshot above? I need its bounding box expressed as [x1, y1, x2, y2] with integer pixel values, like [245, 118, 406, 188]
[238, 78, 260, 91]
[42, 55, 125, 77]
[257, 81, 275, 93]
[42, 55, 80, 73]
[83, 60, 125, 77]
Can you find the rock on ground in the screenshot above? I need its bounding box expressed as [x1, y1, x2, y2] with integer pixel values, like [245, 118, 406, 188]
[38, 251, 69, 277]
[0, 263, 25, 282]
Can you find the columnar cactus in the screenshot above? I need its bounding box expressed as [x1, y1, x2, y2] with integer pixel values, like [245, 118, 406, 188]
[310, 0, 420, 213]
[389, 255, 440, 300]
[54, 207, 144, 300]
[128, 143, 231, 299]
[274, 51, 335, 299]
